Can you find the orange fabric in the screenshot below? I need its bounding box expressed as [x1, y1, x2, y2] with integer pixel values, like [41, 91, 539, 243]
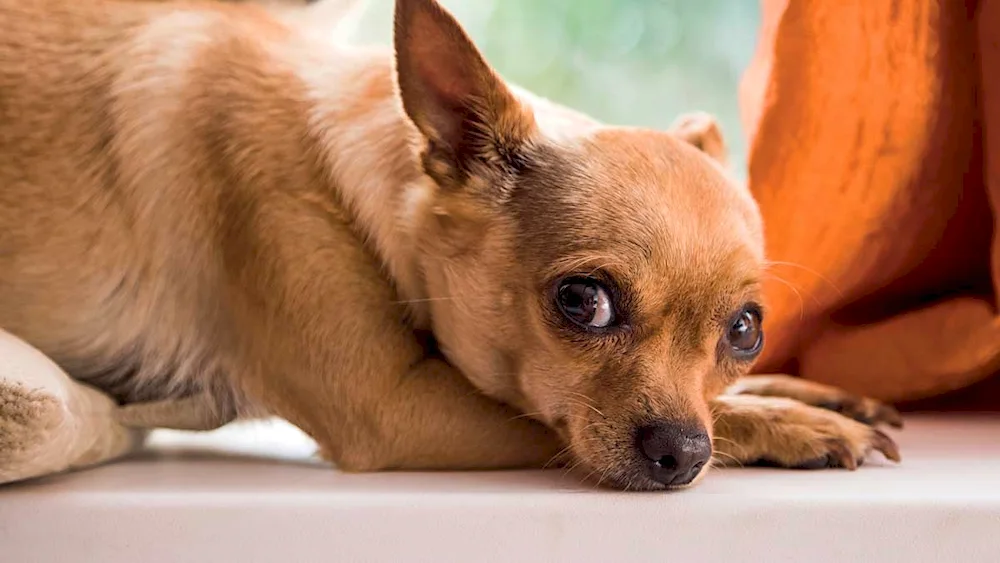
[741, 0, 1000, 403]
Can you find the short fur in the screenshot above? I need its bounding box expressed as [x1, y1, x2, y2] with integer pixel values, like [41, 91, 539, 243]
[0, 0, 900, 489]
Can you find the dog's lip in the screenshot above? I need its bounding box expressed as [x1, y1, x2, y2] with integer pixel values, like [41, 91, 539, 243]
[570, 449, 710, 492]
[584, 467, 671, 492]
[619, 466, 708, 492]
[553, 416, 571, 440]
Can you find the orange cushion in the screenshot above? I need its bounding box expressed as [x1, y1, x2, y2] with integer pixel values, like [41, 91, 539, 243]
[741, 0, 1000, 402]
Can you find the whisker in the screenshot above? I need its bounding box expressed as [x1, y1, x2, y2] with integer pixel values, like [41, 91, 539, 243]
[711, 435, 742, 447]
[763, 260, 844, 298]
[712, 450, 744, 468]
[585, 262, 617, 279]
[507, 411, 544, 422]
[562, 391, 606, 418]
[595, 467, 611, 488]
[762, 272, 807, 322]
[564, 398, 605, 418]
[563, 390, 598, 406]
[561, 458, 586, 477]
[543, 444, 575, 469]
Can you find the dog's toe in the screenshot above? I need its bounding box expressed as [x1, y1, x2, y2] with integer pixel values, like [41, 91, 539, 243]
[816, 396, 904, 429]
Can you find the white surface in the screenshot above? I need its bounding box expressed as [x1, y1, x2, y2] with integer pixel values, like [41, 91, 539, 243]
[1, 415, 999, 562]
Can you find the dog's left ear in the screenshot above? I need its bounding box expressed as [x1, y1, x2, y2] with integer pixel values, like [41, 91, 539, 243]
[669, 112, 728, 166]
[393, 0, 535, 183]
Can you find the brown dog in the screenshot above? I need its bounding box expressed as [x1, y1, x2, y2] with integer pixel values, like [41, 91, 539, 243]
[0, 0, 900, 490]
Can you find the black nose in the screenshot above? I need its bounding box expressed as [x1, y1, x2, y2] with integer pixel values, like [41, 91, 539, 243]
[637, 422, 712, 487]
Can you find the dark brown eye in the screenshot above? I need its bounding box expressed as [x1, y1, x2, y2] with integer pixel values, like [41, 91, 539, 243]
[556, 277, 614, 329]
[726, 305, 763, 358]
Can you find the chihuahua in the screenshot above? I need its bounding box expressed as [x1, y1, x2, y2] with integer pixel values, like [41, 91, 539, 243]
[0, 0, 900, 489]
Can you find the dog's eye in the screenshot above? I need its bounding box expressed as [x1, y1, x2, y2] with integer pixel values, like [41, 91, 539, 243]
[556, 277, 614, 329]
[726, 305, 763, 358]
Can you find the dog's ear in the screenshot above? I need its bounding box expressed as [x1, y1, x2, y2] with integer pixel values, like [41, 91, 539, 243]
[668, 112, 728, 166]
[393, 0, 535, 182]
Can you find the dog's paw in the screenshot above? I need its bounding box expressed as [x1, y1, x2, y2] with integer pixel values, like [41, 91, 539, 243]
[750, 423, 899, 470]
[727, 374, 903, 429]
[711, 395, 901, 470]
[0, 381, 68, 482]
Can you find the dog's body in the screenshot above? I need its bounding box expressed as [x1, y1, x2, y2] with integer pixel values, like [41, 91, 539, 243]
[0, 0, 900, 489]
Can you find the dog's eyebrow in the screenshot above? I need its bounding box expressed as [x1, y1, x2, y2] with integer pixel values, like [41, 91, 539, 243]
[542, 252, 633, 281]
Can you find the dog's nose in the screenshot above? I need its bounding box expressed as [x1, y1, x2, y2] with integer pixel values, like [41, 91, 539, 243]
[637, 422, 712, 487]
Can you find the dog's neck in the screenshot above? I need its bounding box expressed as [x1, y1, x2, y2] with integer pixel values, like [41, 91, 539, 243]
[289, 45, 435, 326]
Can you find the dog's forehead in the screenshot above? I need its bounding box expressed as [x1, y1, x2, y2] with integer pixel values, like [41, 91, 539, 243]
[514, 127, 763, 289]
[575, 129, 751, 219]
[549, 129, 760, 251]
[601, 131, 761, 290]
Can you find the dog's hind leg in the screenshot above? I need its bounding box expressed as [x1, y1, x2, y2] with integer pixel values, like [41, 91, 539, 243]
[116, 390, 236, 431]
[0, 330, 145, 485]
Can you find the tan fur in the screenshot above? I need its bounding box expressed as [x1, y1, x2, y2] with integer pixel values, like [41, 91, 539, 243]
[0, 0, 900, 489]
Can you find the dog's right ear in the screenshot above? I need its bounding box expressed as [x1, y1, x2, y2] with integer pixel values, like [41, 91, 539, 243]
[668, 112, 729, 166]
[393, 0, 536, 182]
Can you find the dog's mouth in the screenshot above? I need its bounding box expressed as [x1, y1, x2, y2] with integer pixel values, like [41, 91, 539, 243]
[552, 416, 571, 439]
[556, 412, 713, 491]
[572, 452, 712, 492]
[567, 452, 692, 492]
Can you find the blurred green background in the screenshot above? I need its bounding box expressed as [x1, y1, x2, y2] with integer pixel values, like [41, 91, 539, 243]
[351, 0, 761, 178]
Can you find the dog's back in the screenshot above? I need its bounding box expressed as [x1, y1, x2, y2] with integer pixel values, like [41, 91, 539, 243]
[0, 0, 349, 404]
[0, 0, 163, 395]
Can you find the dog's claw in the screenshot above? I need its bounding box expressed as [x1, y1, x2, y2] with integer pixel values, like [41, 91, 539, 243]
[789, 429, 901, 470]
[872, 429, 902, 462]
[879, 405, 905, 429]
[825, 439, 858, 470]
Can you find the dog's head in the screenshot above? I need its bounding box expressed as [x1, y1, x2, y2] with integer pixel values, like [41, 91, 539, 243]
[395, 0, 764, 490]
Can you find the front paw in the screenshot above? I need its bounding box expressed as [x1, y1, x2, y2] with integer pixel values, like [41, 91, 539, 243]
[752, 426, 899, 470]
[728, 375, 904, 429]
[712, 396, 901, 470]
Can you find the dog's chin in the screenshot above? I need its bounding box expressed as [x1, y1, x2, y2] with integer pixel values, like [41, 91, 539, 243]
[561, 457, 672, 492]
[568, 452, 713, 492]
[571, 464, 668, 491]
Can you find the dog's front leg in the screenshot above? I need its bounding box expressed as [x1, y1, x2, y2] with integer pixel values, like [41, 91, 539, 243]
[709, 395, 901, 470]
[228, 207, 563, 472]
[247, 346, 564, 472]
[331, 357, 565, 471]
[725, 375, 903, 428]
